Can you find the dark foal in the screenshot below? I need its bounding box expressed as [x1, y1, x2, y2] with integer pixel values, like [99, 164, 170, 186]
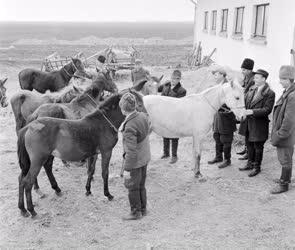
[18, 58, 89, 93]
[17, 89, 144, 217]
[26, 78, 118, 198]
[0, 78, 8, 108]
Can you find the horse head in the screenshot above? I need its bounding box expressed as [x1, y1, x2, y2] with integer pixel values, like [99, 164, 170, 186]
[133, 75, 163, 95]
[68, 58, 90, 78]
[222, 77, 245, 119]
[58, 85, 84, 103]
[93, 71, 118, 94]
[0, 78, 8, 107]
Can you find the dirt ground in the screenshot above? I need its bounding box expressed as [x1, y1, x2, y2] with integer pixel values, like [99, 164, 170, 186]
[0, 62, 295, 250]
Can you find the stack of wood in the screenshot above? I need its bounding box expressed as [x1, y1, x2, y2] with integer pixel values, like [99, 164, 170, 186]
[188, 42, 216, 68]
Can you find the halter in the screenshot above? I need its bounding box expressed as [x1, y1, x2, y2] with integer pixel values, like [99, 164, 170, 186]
[202, 87, 245, 112]
[0, 87, 6, 104]
[86, 94, 118, 133]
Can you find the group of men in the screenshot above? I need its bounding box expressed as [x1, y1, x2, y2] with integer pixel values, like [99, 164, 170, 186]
[207, 58, 295, 195]
[98, 55, 295, 220]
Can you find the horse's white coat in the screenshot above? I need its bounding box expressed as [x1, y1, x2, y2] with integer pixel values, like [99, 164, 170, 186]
[143, 80, 245, 177]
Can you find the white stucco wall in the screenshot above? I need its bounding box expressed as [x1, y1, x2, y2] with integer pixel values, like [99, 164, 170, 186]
[194, 0, 295, 96]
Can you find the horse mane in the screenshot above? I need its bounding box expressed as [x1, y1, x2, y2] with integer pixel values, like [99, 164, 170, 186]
[99, 94, 120, 112]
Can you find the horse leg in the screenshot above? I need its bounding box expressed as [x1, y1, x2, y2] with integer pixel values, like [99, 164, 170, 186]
[193, 135, 203, 178]
[23, 157, 44, 217]
[101, 150, 113, 201]
[85, 154, 97, 196]
[18, 172, 29, 217]
[43, 156, 62, 195]
[33, 178, 46, 199]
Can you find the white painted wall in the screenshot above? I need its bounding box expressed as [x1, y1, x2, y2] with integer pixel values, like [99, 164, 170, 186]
[194, 0, 295, 96]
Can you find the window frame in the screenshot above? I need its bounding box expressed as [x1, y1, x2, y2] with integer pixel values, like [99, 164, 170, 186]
[253, 3, 269, 38]
[204, 11, 209, 30]
[234, 6, 245, 35]
[211, 10, 217, 31]
[221, 8, 229, 32]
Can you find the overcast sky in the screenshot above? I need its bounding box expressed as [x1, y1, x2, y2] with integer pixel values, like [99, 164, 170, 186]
[0, 0, 195, 22]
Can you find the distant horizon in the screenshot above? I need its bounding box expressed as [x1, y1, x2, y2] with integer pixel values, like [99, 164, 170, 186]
[0, 20, 193, 24]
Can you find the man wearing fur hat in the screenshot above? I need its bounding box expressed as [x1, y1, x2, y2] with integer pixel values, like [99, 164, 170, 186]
[270, 65, 295, 194]
[119, 93, 151, 220]
[131, 59, 151, 85]
[237, 58, 256, 160]
[158, 69, 187, 164]
[238, 69, 275, 177]
[208, 67, 236, 169]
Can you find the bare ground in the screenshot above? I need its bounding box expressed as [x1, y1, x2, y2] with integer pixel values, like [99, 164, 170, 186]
[0, 63, 295, 249]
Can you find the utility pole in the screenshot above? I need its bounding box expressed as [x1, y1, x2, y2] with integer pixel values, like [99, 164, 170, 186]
[190, 0, 198, 46]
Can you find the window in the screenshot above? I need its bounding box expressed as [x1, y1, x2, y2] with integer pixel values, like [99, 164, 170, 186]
[221, 9, 228, 32]
[204, 11, 208, 30]
[253, 4, 269, 37]
[211, 10, 217, 31]
[234, 7, 244, 34]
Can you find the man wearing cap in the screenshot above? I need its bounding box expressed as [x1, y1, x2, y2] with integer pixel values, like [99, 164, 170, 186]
[237, 58, 256, 159]
[270, 65, 295, 194]
[158, 69, 187, 164]
[208, 67, 237, 169]
[131, 59, 151, 85]
[238, 69, 275, 177]
[96, 55, 107, 73]
[119, 93, 151, 220]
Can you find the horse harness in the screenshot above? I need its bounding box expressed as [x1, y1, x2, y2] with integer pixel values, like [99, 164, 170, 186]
[86, 94, 118, 133]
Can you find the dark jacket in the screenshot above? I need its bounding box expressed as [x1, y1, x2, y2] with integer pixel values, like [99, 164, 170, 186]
[158, 81, 186, 98]
[121, 111, 151, 171]
[239, 83, 275, 142]
[131, 67, 150, 84]
[213, 105, 237, 134]
[271, 84, 295, 147]
[243, 72, 255, 94]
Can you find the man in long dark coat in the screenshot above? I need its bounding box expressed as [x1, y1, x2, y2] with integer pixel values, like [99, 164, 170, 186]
[270, 65, 295, 194]
[238, 69, 275, 177]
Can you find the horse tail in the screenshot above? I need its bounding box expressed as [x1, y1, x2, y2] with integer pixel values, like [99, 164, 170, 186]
[19, 69, 34, 91]
[17, 127, 30, 176]
[10, 94, 27, 133]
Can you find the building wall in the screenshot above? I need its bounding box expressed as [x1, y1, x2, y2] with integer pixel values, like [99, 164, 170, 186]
[194, 0, 295, 95]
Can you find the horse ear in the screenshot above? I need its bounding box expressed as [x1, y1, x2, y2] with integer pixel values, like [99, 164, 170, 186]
[1, 78, 8, 85]
[133, 80, 147, 91]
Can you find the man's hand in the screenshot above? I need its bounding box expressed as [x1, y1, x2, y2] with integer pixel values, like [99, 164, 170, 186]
[241, 109, 253, 120]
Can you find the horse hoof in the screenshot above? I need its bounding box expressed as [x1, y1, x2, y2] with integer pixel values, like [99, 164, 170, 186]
[20, 209, 30, 218]
[55, 190, 62, 197]
[198, 177, 207, 183]
[85, 191, 92, 196]
[107, 195, 114, 201]
[194, 172, 203, 178]
[35, 189, 46, 199]
[30, 210, 38, 218]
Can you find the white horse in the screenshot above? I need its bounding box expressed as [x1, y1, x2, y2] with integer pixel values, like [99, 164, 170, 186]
[143, 80, 245, 178]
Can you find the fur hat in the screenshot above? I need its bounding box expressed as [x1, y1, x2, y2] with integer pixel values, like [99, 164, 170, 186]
[253, 69, 269, 79]
[211, 66, 227, 76]
[172, 69, 182, 78]
[241, 58, 254, 70]
[119, 93, 136, 112]
[279, 65, 295, 79]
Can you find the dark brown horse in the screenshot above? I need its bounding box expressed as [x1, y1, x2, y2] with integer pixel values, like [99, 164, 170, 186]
[0, 78, 8, 108]
[10, 85, 83, 132]
[17, 89, 144, 217]
[25, 76, 118, 198]
[19, 58, 89, 93]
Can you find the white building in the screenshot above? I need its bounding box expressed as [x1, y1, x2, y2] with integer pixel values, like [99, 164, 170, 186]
[192, 0, 295, 94]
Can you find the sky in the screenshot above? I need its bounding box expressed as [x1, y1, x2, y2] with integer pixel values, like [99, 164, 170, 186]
[0, 0, 195, 22]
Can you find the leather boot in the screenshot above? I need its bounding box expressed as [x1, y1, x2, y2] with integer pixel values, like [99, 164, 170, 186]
[239, 161, 253, 171]
[248, 163, 261, 177]
[169, 156, 178, 164]
[208, 158, 223, 164]
[274, 167, 292, 184]
[122, 211, 142, 220]
[161, 138, 170, 159]
[238, 154, 248, 160]
[270, 183, 289, 194]
[236, 146, 247, 155]
[218, 159, 231, 169]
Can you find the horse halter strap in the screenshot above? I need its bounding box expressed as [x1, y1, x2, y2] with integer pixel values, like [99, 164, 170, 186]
[86, 94, 118, 133]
